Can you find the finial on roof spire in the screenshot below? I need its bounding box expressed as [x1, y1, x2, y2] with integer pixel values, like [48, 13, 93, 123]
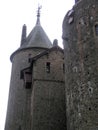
[36, 5, 42, 25]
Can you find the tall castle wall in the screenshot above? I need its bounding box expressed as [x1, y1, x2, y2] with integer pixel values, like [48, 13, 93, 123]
[30, 50, 66, 130]
[5, 48, 46, 130]
[5, 47, 66, 130]
[62, 0, 98, 130]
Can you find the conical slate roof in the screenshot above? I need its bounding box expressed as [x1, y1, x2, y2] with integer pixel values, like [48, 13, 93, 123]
[10, 8, 52, 61]
[25, 24, 52, 48]
[21, 7, 52, 49]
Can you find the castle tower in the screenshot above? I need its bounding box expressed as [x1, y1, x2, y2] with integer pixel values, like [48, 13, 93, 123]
[5, 7, 66, 130]
[62, 0, 98, 130]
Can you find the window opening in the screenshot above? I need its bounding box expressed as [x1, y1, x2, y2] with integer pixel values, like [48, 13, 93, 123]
[18, 126, 21, 130]
[24, 71, 32, 89]
[63, 63, 65, 73]
[95, 24, 98, 36]
[46, 62, 50, 73]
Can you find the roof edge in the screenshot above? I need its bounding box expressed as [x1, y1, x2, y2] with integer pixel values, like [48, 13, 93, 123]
[29, 46, 64, 63]
[10, 47, 49, 62]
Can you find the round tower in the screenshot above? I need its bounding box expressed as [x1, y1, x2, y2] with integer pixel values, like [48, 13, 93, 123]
[5, 7, 52, 130]
[62, 0, 98, 130]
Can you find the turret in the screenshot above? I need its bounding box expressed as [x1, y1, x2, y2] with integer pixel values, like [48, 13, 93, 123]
[5, 7, 52, 130]
[62, 0, 98, 130]
[5, 6, 66, 130]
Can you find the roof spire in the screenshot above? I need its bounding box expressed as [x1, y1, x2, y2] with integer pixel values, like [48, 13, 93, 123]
[36, 5, 42, 25]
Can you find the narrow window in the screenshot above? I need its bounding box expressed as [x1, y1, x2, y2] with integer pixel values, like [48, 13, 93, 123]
[63, 63, 65, 73]
[95, 24, 98, 36]
[46, 62, 50, 73]
[18, 126, 21, 130]
[24, 72, 32, 89]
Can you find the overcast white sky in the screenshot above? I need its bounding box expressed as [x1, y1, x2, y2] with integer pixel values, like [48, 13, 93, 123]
[0, 0, 74, 129]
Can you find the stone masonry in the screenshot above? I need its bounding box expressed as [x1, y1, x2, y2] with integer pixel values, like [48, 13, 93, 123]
[5, 0, 98, 130]
[62, 0, 98, 130]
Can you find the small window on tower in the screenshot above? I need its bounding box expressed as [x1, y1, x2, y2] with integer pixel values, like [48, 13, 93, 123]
[18, 126, 21, 130]
[95, 24, 98, 36]
[24, 72, 32, 89]
[63, 63, 65, 73]
[46, 62, 50, 73]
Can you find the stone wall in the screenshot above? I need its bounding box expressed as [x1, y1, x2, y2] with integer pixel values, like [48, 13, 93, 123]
[62, 0, 98, 130]
[5, 47, 66, 130]
[31, 49, 66, 130]
[5, 48, 46, 130]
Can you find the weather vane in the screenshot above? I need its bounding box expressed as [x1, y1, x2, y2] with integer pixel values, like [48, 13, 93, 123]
[36, 4, 42, 25]
[37, 4, 42, 17]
